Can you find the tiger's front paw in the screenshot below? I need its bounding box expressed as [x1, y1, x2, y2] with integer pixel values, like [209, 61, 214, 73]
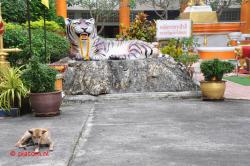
[91, 54, 107, 61]
[75, 53, 84, 61]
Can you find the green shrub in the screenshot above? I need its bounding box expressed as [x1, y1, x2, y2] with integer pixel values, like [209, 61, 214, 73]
[1, 0, 64, 27]
[24, 19, 65, 33]
[160, 37, 199, 77]
[178, 53, 199, 68]
[21, 57, 58, 93]
[200, 59, 235, 81]
[0, 66, 29, 110]
[4, 23, 70, 66]
[160, 37, 199, 61]
[160, 39, 183, 60]
[117, 13, 156, 42]
[1, 0, 26, 23]
[4, 22, 23, 30]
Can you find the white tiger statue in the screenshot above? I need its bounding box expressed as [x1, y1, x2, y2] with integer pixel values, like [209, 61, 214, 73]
[65, 18, 158, 60]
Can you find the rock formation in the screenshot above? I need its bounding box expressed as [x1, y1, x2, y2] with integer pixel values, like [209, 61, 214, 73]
[61, 57, 198, 96]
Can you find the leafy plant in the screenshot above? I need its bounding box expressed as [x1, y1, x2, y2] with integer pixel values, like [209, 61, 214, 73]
[21, 57, 58, 93]
[4, 22, 23, 30]
[117, 13, 156, 42]
[160, 37, 199, 60]
[24, 19, 65, 33]
[181, 37, 200, 52]
[178, 53, 199, 76]
[160, 37, 199, 77]
[4, 23, 70, 65]
[0, 67, 29, 111]
[200, 59, 235, 81]
[160, 39, 183, 60]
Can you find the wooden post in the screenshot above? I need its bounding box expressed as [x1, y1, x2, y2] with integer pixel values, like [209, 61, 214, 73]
[56, 0, 67, 18]
[119, 0, 130, 34]
[240, 0, 250, 33]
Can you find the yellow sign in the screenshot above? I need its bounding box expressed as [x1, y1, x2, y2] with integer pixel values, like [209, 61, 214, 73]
[41, 0, 49, 8]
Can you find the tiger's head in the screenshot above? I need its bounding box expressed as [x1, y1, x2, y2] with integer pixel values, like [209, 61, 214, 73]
[65, 18, 97, 39]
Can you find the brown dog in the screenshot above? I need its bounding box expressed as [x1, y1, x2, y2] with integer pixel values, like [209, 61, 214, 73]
[15, 128, 54, 152]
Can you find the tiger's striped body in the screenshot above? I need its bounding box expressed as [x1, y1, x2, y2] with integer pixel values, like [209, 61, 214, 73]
[65, 18, 156, 60]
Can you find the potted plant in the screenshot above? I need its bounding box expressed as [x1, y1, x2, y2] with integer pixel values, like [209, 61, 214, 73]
[200, 59, 235, 100]
[0, 67, 28, 117]
[21, 57, 62, 116]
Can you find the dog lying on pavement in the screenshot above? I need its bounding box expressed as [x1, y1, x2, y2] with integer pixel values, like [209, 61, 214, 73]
[15, 128, 54, 152]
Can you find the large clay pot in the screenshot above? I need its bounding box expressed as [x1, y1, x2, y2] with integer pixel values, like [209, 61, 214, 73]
[30, 91, 62, 117]
[200, 81, 226, 100]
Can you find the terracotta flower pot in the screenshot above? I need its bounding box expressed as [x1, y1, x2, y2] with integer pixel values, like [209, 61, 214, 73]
[30, 91, 62, 117]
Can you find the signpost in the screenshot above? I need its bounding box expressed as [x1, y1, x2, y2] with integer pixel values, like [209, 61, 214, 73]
[156, 20, 192, 40]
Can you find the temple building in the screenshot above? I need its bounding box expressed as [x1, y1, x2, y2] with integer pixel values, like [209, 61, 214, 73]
[67, 0, 241, 37]
[67, 1, 180, 37]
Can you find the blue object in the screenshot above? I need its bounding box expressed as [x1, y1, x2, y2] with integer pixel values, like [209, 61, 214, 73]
[0, 108, 20, 117]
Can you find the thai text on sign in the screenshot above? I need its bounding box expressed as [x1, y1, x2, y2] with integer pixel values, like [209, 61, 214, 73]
[156, 20, 192, 40]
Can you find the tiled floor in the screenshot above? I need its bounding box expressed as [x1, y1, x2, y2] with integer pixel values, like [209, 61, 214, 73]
[224, 80, 250, 100]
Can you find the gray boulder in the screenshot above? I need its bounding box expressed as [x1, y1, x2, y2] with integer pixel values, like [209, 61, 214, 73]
[62, 58, 198, 96]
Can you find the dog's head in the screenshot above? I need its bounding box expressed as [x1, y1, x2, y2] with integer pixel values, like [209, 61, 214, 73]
[29, 129, 47, 145]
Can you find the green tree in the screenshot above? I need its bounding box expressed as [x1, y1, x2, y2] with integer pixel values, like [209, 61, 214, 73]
[1, 0, 64, 26]
[1, 0, 27, 23]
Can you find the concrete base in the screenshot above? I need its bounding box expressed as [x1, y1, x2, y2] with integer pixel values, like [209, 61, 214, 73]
[1, 98, 250, 165]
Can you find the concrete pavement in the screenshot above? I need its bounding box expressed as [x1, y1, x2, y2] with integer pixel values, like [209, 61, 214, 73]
[71, 98, 250, 166]
[1, 98, 250, 166]
[0, 103, 93, 166]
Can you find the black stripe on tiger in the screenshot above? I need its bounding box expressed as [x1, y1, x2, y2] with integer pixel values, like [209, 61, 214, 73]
[129, 44, 143, 54]
[128, 52, 137, 58]
[139, 44, 148, 58]
[129, 48, 141, 55]
[140, 43, 153, 56]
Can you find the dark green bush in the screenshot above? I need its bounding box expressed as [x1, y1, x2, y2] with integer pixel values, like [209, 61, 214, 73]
[4, 23, 70, 66]
[1, 0, 26, 23]
[21, 57, 57, 93]
[200, 59, 235, 81]
[1, 0, 64, 27]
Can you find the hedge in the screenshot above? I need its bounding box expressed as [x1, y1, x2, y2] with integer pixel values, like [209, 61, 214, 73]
[4, 23, 70, 66]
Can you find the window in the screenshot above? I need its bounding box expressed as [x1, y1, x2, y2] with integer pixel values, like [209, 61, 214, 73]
[67, 12, 75, 19]
[219, 9, 240, 22]
[82, 12, 91, 19]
